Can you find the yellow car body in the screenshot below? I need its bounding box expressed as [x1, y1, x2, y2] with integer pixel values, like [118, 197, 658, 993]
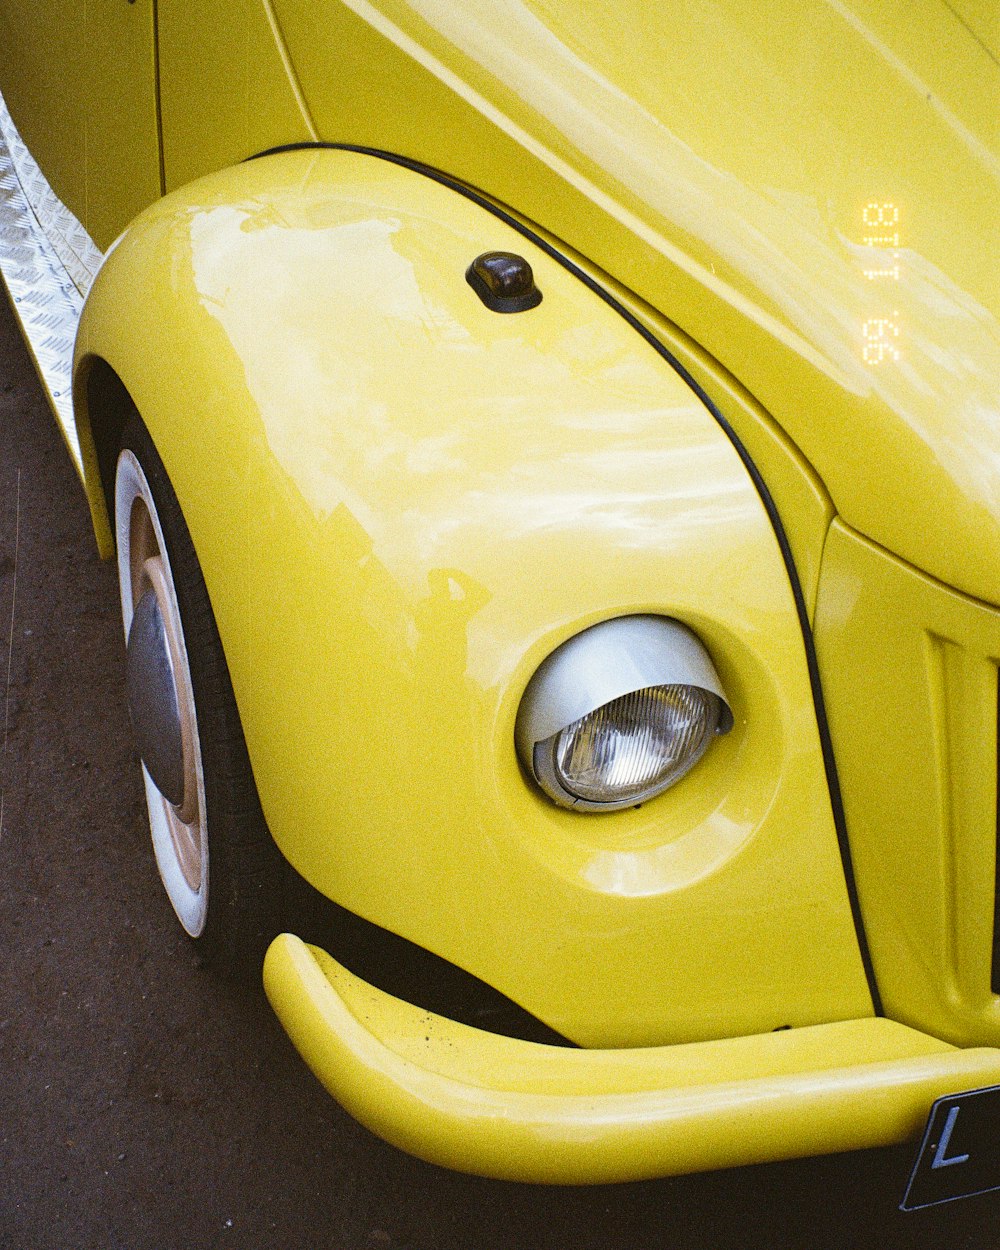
[0, 0, 998, 1187]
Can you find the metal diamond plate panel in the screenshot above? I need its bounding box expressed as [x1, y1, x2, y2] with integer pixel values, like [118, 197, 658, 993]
[0, 89, 105, 478]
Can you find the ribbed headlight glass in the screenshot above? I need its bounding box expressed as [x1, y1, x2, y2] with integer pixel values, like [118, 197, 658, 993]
[551, 684, 723, 805]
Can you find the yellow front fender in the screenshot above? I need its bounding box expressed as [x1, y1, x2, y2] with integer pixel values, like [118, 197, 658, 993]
[74, 148, 872, 1046]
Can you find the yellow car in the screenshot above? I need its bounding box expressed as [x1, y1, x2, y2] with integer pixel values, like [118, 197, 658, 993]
[1, 0, 997, 1205]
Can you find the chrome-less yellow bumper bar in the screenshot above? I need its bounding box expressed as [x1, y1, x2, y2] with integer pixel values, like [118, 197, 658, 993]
[264, 933, 1000, 1183]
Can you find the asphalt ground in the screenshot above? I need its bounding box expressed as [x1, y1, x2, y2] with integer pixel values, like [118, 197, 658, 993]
[1, 288, 999, 1250]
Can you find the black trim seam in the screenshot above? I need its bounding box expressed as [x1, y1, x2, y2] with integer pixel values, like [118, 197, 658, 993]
[248, 140, 884, 1016]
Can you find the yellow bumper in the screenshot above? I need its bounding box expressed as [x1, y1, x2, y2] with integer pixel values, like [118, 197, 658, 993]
[263, 933, 1000, 1184]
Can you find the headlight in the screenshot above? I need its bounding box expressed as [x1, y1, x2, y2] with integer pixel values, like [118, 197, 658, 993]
[515, 616, 732, 811]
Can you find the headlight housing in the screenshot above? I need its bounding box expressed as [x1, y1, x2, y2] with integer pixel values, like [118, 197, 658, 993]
[515, 616, 732, 811]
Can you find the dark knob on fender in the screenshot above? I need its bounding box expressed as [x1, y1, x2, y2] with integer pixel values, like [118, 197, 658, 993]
[466, 251, 543, 313]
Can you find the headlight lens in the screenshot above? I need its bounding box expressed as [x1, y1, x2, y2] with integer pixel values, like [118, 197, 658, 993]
[551, 684, 724, 805]
[515, 615, 732, 812]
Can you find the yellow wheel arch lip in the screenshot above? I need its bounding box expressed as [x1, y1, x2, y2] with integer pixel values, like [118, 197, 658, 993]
[264, 932, 1000, 1184]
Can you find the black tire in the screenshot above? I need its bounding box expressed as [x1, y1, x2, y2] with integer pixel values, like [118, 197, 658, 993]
[115, 411, 282, 978]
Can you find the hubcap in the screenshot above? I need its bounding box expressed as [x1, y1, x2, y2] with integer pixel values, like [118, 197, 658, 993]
[126, 587, 185, 807]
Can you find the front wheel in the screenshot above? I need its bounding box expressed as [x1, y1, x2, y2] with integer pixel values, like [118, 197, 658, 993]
[114, 413, 280, 973]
